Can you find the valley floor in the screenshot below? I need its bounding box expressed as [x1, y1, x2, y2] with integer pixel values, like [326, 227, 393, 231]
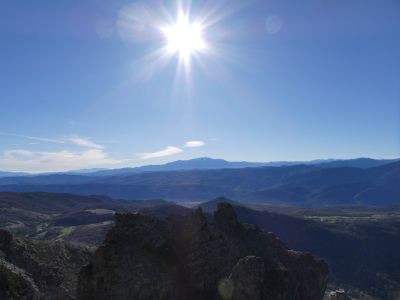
[1, 192, 400, 299]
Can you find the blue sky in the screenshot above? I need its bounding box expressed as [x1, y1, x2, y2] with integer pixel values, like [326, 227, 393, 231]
[0, 0, 399, 172]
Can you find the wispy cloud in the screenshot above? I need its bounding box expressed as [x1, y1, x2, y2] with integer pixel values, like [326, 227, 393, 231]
[184, 140, 205, 148]
[0, 132, 65, 144]
[0, 149, 122, 173]
[139, 146, 182, 159]
[3, 149, 36, 159]
[68, 135, 104, 149]
[0, 132, 104, 149]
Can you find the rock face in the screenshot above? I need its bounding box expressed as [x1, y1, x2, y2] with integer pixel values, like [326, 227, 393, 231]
[328, 291, 352, 300]
[229, 256, 264, 300]
[0, 259, 40, 300]
[0, 229, 91, 299]
[78, 203, 329, 300]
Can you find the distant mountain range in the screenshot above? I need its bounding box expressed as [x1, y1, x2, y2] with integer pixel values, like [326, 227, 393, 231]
[0, 158, 398, 206]
[67, 157, 400, 176]
[0, 157, 397, 177]
[0, 171, 29, 178]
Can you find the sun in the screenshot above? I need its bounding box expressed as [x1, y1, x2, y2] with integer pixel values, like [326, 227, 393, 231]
[162, 12, 206, 61]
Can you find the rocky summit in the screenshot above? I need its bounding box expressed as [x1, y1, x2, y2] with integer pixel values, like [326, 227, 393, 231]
[0, 229, 91, 300]
[78, 203, 329, 300]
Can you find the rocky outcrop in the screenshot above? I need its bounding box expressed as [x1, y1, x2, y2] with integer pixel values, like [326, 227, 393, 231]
[0, 259, 40, 300]
[328, 290, 352, 300]
[0, 229, 91, 299]
[78, 203, 329, 300]
[228, 256, 264, 300]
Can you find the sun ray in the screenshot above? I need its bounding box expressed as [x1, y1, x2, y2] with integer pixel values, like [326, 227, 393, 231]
[161, 11, 206, 64]
[118, 1, 242, 86]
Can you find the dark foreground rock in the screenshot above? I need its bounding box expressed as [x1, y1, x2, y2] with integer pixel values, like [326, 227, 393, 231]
[78, 203, 329, 300]
[0, 259, 40, 300]
[0, 229, 91, 299]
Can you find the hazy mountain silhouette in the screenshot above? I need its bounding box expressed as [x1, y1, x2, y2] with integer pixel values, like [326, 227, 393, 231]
[0, 161, 398, 206]
[0, 171, 29, 178]
[69, 157, 400, 176]
[0, 157, 396, 177]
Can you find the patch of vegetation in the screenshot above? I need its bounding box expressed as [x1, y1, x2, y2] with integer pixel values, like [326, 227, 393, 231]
[0, 265, 19, 296]
[86, 220, 113, 228]
[85, 208, 115, 215]
[58, 226, 75, 238]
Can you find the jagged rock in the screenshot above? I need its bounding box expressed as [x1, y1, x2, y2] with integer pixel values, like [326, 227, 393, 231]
[78, 203, 329, 300]
[214, 202, 239, 227]
[329, 290, 352, 300]
[229, 256, 264, 300]
[0, 230, 91, 299]
[0, 259, 40, 300]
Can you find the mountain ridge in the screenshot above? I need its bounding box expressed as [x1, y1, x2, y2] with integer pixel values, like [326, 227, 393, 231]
[1, 157, 397, 177]
[0, 160, 398, 207]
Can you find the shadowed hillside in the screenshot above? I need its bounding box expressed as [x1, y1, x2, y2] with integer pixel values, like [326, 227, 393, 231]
[201, 198, 400, 299]
[0, 192, 190, 246]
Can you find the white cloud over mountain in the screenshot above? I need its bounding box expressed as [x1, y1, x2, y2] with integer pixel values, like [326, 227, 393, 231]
[68, 135, 104, 149]
[0, 149, 121, 173]
[184, 140, 205, 148]
[140, 146, 183, 159]
[0, 133, 208, 171]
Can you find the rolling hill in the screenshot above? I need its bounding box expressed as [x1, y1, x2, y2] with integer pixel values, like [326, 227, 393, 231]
[0, 161, 398, 206]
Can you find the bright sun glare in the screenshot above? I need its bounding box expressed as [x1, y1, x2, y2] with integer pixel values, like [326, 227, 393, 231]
[162, 12, 206, 61]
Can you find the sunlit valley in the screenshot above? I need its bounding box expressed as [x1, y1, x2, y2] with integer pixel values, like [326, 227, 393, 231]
[0, 1, 399, 300]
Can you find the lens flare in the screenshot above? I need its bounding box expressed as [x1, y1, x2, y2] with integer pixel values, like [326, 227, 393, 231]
[121, 1, 238, 84]
[162, 11, 206, 62]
